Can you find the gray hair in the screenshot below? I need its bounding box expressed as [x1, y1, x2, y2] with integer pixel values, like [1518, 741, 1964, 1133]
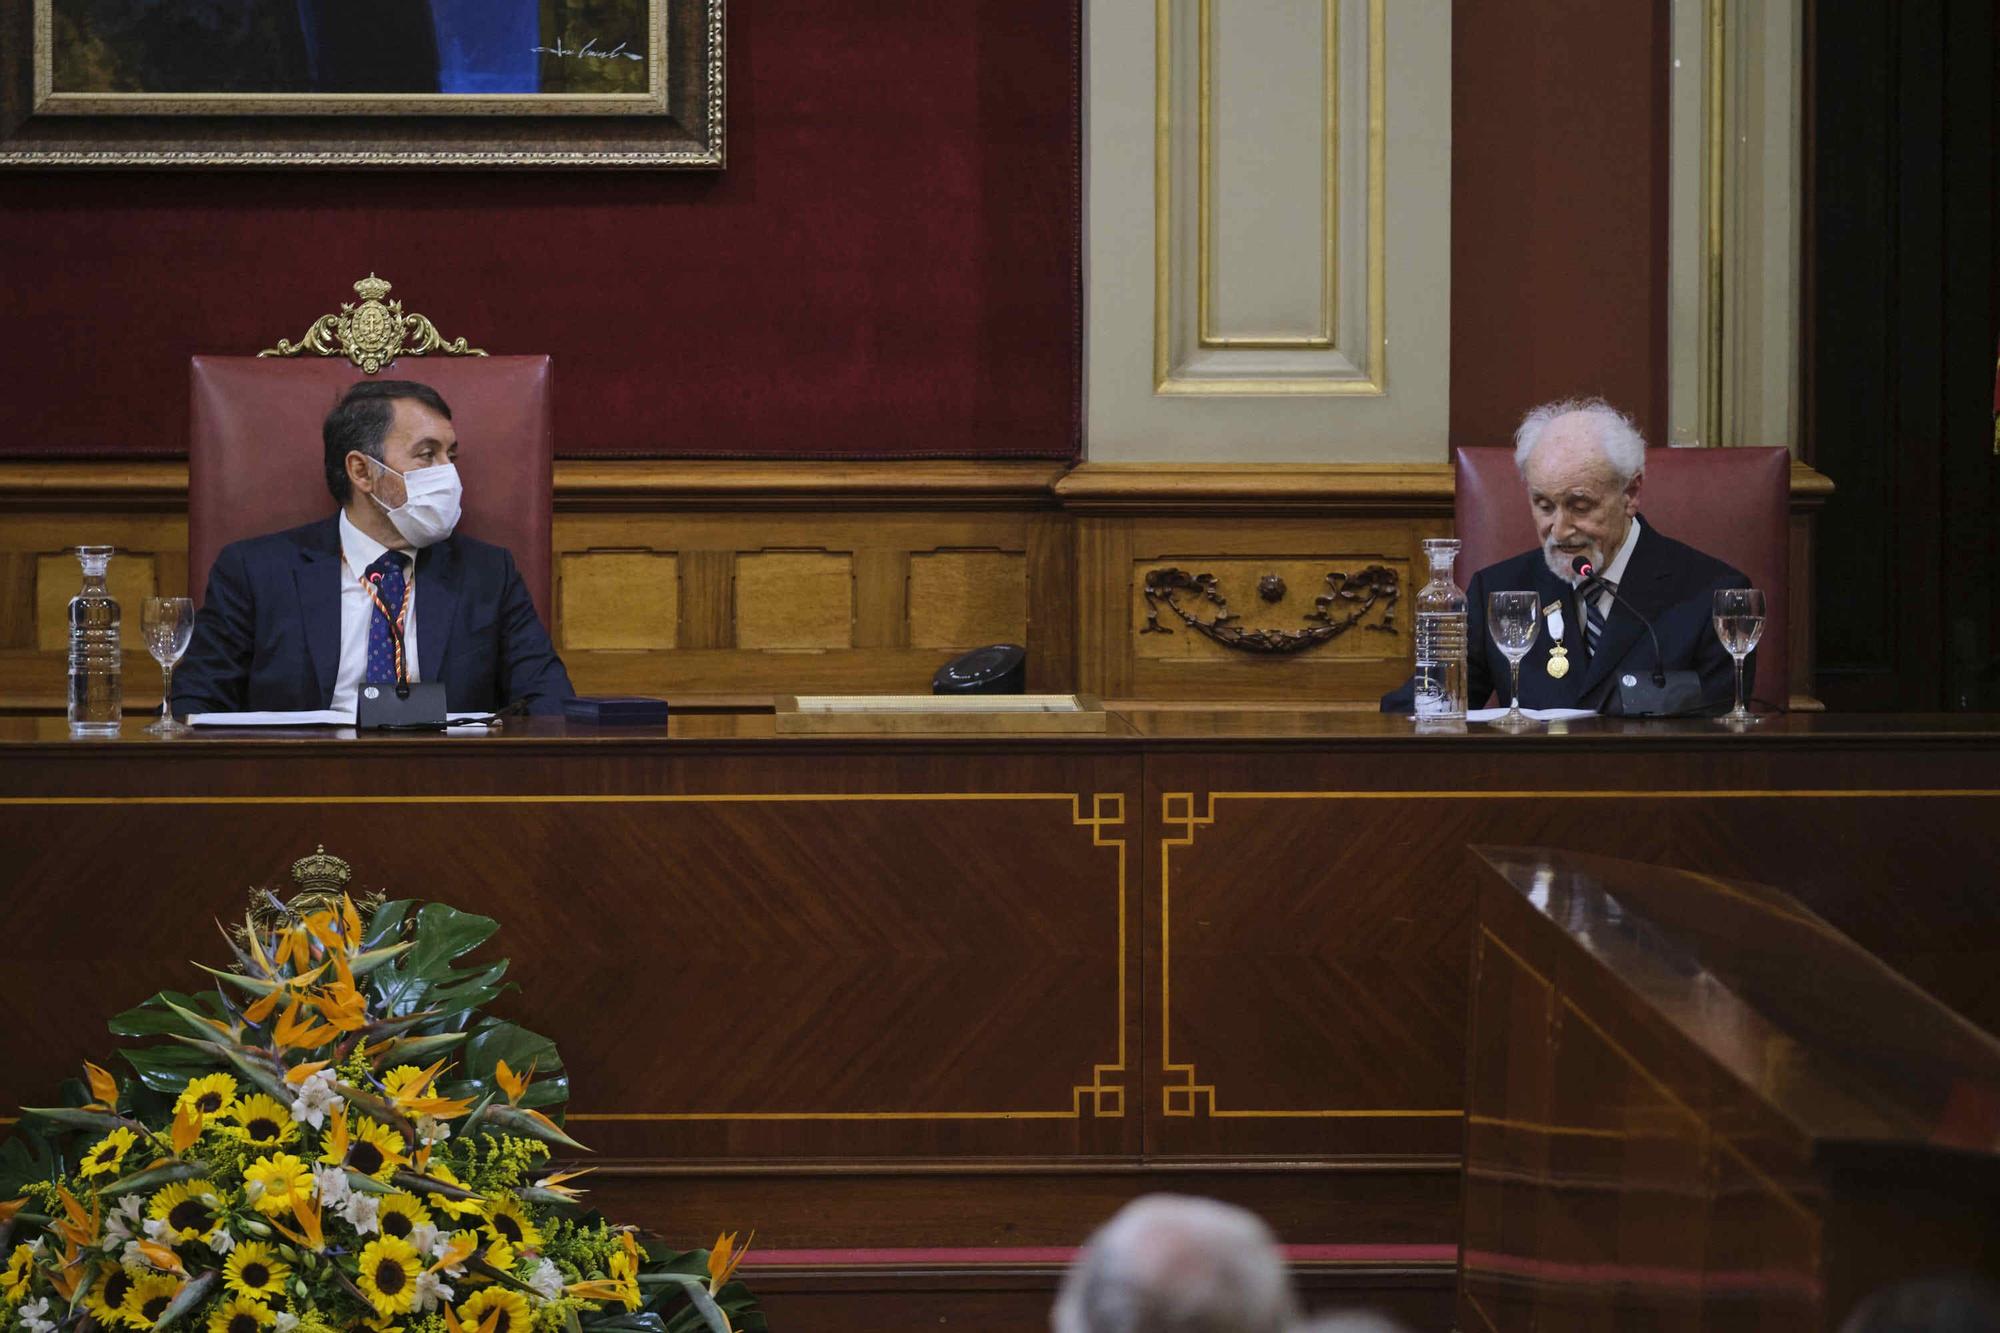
[1052, 1195, 1299, 1333]
[1512, 397, 1647, 484]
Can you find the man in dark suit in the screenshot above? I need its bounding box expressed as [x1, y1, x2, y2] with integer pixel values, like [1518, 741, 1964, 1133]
[172, 380, 574, 717]
[1383, 398, 1751, 714]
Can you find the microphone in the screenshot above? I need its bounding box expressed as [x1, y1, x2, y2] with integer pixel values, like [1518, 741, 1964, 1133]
[1569, 553, 1668, 687]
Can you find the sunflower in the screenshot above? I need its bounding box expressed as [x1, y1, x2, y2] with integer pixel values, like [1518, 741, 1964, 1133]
[379, 1066, 432, 1102]
[148, 1180, 227, 1243]
[206, 1294, 276, 1333]
[243, 1152, 314, 1217]
[1, 1242, 35, 1302]
[421, 1164, 483, 1220]
[477, 1235, 516, 1273]
[79, 1126, 140, 1180]
[354, 1236, 421, 1318]
[222, 1242, 291, 1304]
[374, 1194, 433, 1243]
[227, 1094, 298, 1148]
[478, 1197, 542, 1253]
[323, 1116, 408, 1182]
[83, 1262, 139, 1326]
[455, 1288, 531, 1333]
[174, 1073, 240, 1123]
[127, 1273, 184, 1328]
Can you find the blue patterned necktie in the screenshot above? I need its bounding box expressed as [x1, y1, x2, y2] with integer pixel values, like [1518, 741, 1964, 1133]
[363, 551, 409, 685]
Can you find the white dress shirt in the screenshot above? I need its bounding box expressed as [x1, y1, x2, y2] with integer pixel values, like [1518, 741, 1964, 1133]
[331, 510, 421, 714]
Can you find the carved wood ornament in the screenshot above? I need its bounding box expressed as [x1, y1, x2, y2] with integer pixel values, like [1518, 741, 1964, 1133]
[1140, 566, 1400, 654]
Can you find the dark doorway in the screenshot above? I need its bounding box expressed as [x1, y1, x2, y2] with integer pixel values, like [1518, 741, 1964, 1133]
[1805, 1, 1998, 710]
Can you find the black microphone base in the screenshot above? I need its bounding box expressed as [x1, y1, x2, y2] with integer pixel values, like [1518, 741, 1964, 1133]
[356, 680, 449, 730]
[1613, 670, 1705, 718]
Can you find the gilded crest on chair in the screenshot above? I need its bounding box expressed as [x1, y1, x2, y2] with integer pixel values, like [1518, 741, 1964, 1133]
[259, 273, 486, 374]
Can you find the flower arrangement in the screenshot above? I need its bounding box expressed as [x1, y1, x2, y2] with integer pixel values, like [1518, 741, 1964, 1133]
[0, 849, 763, 1333]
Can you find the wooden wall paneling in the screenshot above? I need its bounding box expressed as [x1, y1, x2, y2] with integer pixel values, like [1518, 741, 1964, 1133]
[1118, 516, 1440, 703]
[1074, 516, 1135, 700]
[907, 550, 1028, 650]
[0, 509, 186, 711]
[852, 548, 911, 650]
[552, 503, 1061, 700]
[0, 460, 1837, 711]
[734, 550, 855, 650]
[677, 549, 736, 650]
[558, 550, 680, 651]
[1024, 511, 1076, 693]
[1075, 515, 1452, 705]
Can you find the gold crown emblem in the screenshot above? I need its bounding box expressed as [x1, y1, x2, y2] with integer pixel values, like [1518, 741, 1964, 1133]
[291, 843, 353, 895]
[260, 274, 485, 373]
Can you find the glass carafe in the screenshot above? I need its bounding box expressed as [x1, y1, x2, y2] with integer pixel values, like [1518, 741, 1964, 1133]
[68, 545, 122, 736]
[1412, 538, 1467, 721]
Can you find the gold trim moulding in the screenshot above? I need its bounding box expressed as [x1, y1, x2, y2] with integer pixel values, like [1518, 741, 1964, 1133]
[37, 92, 669, 119]
[1193, 0, 1339, 351]
[0, 459, 1839, 513]
[1053, 463, 1455, 511]
[1155, 0, 1387, 395]
[31, 0, 668, 119]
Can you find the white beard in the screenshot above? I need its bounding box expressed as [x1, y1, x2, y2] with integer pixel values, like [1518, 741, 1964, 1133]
[1541, 537, 1600, 585]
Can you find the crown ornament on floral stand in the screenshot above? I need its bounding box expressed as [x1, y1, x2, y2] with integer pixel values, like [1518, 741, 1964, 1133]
[0, 845, 763, 1333]
[258, 274, 487, 374]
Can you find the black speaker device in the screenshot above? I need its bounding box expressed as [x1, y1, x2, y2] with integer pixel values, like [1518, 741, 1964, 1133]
[932, 644, 1027, 695]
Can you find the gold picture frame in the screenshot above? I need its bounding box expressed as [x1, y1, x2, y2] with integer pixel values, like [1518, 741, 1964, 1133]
[0, 0, 723, 167]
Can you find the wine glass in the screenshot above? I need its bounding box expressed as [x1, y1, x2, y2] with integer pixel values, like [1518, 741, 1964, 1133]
[141, 596, 194, 736]
[1486, 590, 1542, 732]
[1712, 588, 1766, 724]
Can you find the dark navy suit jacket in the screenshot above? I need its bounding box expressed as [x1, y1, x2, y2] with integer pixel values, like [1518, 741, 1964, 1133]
[171, 516, 574, 717]
[1381, 520, 1753, 714]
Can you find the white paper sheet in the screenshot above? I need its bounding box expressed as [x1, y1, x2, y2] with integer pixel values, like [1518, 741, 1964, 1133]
[1466, 707, 1599, 723]
[190, 710, 494, 727]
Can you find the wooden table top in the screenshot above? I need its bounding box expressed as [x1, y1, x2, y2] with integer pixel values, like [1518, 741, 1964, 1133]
[3, 709, 1998, 753]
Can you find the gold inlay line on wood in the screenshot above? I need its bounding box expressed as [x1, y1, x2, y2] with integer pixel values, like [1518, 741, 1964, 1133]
[0, 792, 1129, 1124]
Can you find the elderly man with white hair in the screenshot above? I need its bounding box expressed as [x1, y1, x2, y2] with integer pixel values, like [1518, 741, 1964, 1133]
[1051, 1194, 1299, 1333]
[1382, 397, 1751, 714]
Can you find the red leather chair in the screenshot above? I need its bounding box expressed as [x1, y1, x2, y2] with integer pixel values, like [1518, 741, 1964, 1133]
[1454, 446, 1791, 707]
[188, 356, 554, 621]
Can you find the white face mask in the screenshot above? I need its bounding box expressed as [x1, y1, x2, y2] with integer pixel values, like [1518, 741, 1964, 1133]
[362, 456, 463, 548]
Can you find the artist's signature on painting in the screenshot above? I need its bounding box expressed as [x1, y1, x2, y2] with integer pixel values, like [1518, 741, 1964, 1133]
[531, 37, 642, 61]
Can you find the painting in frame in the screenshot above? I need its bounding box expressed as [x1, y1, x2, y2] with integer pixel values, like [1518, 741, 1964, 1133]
[0, 0, 722, 167]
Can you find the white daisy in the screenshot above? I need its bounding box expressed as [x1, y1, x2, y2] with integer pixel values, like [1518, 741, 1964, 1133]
[18, 1297, 55, 1333]
[341, 1191, 380, 1236]
[412, 1269, 454, 1313]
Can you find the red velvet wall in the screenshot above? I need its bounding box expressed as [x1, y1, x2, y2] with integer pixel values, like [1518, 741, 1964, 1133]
[0, 2, 1668, 463]
[0, 2, 1081, 460]
[1448, 0, 1671, 451]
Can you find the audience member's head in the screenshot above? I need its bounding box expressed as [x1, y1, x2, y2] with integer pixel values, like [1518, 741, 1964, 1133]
[1839, 1275, 2000, 1333]
[1052, 1194, 1299, 1333]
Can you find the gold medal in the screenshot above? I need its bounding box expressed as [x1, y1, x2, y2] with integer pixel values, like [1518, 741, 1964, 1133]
[1547, 644, 1570, 679]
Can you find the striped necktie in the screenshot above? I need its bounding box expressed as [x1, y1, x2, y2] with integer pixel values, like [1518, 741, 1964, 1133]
[1583, 590, 1610, 659]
